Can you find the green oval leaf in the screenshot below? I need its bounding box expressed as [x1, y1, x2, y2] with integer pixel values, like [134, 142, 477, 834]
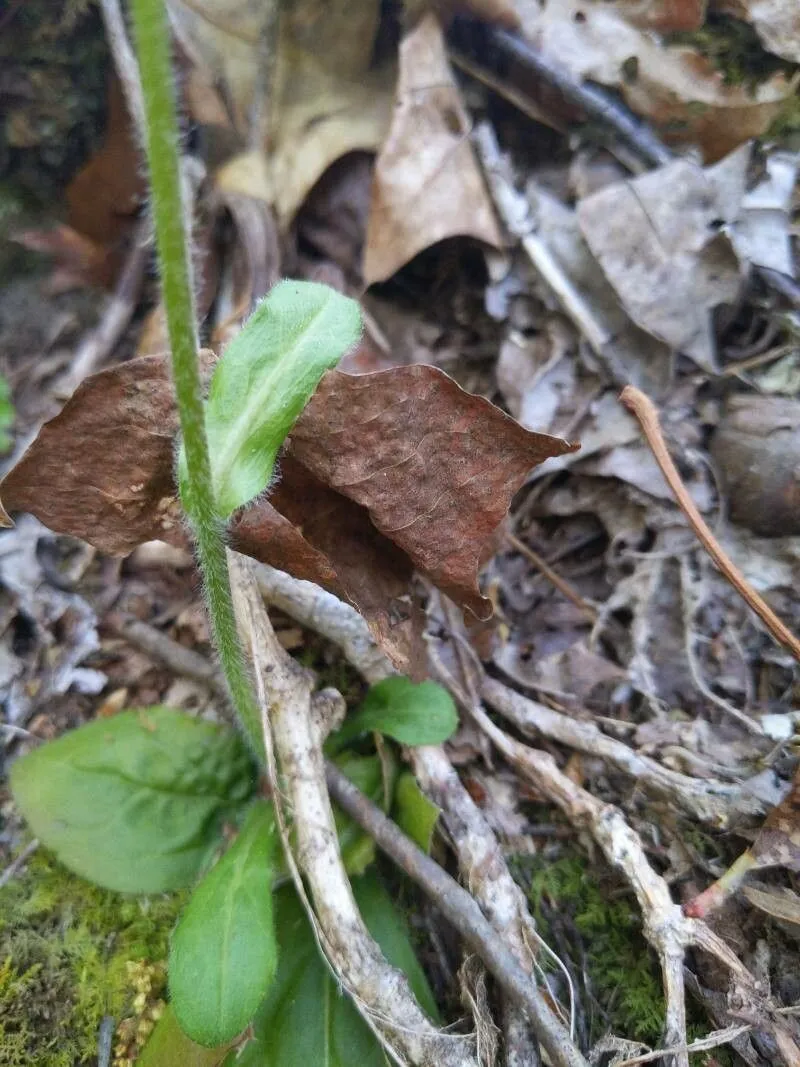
[10, 707, 254, 894]
[337, 677, 459, 747]
[170, 800, 279, 1047]
[192, 279, 361, 518]
[393, 771, 440, 854]
[228, 874, 437, 1066]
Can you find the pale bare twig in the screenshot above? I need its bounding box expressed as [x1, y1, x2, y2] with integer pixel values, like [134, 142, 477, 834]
[613, 1024, 753, 1067]
[105, 611, 229, 703]
[620, 386, 800, 663]
[480, 675, 763, 826]
[99, 0, 147, 139]
[0, 839, 40, 890]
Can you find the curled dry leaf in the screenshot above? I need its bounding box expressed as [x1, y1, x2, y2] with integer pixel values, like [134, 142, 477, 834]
[517, 0, 796, 160]
[363, 13, 502, 285]
[290, 366, 575, 615]
[0, 354, 574, 673]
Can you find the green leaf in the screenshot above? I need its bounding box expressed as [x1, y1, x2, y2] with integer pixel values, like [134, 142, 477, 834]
[0, 373, 14, 453]
[191, 279, 361, 518]
[333, 753, 386, 876]
[354, 871, 439, 1021]
[170, 800, 279, 1047]
[337, 677, 459, 747]
[393, 771, 440, 854]
[228, 874, 437, 1066]
[10, 707, 254, 893]
[137, 1004, 235, 1067]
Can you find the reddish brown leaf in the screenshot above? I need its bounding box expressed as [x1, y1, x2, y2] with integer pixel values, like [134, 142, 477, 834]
[0, 355, 184, 553]
[290, 366, 577, 617]
[0, 353, 574, 671]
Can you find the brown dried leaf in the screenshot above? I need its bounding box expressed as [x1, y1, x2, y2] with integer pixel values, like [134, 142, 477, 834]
[577, 149, 748, 367]
[363, 14, 502, 285]
[172, 0, 394, 225]
[290, 366, 577, 616]
[0, 355, 184, 553]
[0, 353, 572, 670]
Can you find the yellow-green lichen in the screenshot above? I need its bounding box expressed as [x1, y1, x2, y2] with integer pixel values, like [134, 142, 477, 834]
[0, 845, 185, 1067]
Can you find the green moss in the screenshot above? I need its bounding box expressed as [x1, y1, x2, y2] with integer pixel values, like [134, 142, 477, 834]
[666, 14, 797, 89]
[0, 845, 185, 1066]
[519, 852, 666, 1044]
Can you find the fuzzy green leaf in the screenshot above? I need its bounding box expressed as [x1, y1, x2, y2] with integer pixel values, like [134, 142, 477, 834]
[337, 677, 458, 747]
[227, 874, 437, 1066]
[10, 708, 254, 894]
[170, 800, 278, 1047]
[138, 1005, 235, 1067]
[393, 771, 440, 853]
[193, 279, 361, 518]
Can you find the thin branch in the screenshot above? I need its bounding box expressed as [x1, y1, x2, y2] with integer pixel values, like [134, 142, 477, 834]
[104, 611, 229, 702]
[613, 1024, 753, 1067]
[0, 839, 39, 890]
[99, 0, 147, 141]
[620, 386, 800, 663]
[56, 218, 151, 398]
[506, 533, 597, 620]
[325, 761, 589, 1067]
[255, 564, 564, 1059]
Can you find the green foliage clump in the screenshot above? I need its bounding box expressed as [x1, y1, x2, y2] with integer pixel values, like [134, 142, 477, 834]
[0, 847, 185, 1066]
[523, 852, 666, 1044]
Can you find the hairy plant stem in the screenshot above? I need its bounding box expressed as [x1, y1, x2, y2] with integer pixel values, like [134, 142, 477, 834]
[129, 0, 262, 757]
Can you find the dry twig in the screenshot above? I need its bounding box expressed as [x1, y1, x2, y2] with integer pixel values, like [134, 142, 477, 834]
[480, 676, 762, 826]
[620, 386, 800, 663]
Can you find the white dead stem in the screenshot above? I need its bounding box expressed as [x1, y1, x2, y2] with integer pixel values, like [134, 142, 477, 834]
[230, 554, 477, 1067]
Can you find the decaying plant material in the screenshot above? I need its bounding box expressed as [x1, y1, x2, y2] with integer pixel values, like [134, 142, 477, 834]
[3, 0, 800, 1064]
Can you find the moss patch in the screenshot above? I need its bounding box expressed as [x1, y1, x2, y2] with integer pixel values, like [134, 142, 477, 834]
[519, 851, 666, 1044]
[0, 845, 185, 1066]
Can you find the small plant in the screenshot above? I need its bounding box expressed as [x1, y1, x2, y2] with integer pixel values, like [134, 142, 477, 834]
[8, 0, 460, 1060]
